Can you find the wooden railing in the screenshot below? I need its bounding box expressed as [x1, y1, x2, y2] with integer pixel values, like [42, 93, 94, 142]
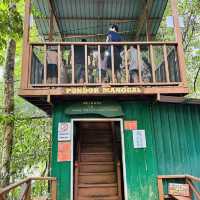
[158, 175, 200, 200]
[0, 177, 57, 200]
[27, 41, 184, 88]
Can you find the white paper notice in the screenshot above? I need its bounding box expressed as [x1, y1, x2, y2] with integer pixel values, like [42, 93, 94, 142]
[58, 123, 71, 141]
[132, 130, 146, 148]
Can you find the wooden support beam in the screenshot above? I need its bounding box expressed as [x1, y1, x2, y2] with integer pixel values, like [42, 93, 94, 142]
[48, 8, 54, 41]
[48, 0, 62, 40]
[135, 0, 154, 40]
[21, 0, 31, 89]
[170, 0, 187, 84]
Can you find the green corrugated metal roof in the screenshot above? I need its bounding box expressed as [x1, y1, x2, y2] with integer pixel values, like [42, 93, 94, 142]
[32, 0, 168, 41]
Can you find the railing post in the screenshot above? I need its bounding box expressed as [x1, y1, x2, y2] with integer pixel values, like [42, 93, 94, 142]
[117, 161, 122, 200]
[28, 45, 33, 87]
[170, 0, 187, 84]
[98, 45, 101, 83]
[57, 44, 61, 84]
[44, 44, 47, 84]
[74, 162, 79, 200]
[124, 45, 129, 83]
[0, 192, 5, 200]
[85, 45, 88, 83]
[163, 45, 170, 83]
[111, 45, 115, 83]
[137, 45, 142, 83]
[150, 44, 156, 82]
[71, 45, 75, 84]
[51, 179, 57, 200]
[24, 180, 31, 200]
[21, 0, 31, 89]
[157, 177, 164, 200]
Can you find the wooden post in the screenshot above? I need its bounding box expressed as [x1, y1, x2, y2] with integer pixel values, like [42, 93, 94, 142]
[163, 45, 170, 82]
[74, 162, 79, 200]
[57, 45, 61, 84]
[111, 45, 115, 83]
[71, 45, 75, 84]
[124, 45, 129, 83]
[157, 177, 164, 200]
[44, 45, 47, 84]
[98, 45, 101, 83]
[21, 0, 31, 89]
[27, 45, 33, 86]
[170, 0, 187, 84]
[137, 45, 142, 83]
[117, 161, 122, 200]
[150, 45, 156, 82]
[51, 180, 57, 200]
[48, 9, 54, 41]
[85, 45, 88, 83]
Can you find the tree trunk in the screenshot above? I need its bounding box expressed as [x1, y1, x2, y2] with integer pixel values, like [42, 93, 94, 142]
[0, 39, 16, 187]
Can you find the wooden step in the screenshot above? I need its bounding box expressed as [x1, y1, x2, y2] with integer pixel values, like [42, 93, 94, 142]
[81, 137, 112, 144]
[81, 145, 113, 153]
[78, 196, 119, 200]
[79, 172, 117, 184]
[79, 162, 115, 173]
[80, 152, 113, 162]
[78, 184, 118, 197]
[80, 122, 111, 129]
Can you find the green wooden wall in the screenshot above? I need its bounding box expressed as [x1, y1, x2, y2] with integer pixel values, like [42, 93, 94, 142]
[51, 101, 200, 200]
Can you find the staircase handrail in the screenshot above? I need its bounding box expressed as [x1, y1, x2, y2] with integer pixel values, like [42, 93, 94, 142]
[157, 174, 200, 200]
[0, 176, 57, 200]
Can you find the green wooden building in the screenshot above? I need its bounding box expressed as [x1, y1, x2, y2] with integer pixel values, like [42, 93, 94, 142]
[3, 0, 200, 200]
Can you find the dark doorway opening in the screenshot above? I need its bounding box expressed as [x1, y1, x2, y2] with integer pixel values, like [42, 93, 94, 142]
[73, 121, 124, 200]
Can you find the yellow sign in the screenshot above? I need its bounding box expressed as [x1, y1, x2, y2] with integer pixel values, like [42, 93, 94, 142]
[65, 86, 142, 95]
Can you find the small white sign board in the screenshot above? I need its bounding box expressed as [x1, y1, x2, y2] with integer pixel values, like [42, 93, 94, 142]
[132, 130, 146, 148]
[58, 122, 71, 141]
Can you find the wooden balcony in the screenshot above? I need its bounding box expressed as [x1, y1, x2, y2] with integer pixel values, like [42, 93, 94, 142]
[19, 41, 188, 114]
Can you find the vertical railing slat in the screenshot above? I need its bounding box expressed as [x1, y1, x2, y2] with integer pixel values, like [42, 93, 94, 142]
[44, 45, 47, 84]
[157, 178, 164, 200]
[71, 45, 75, 84]
[124, 45, 129, 83]
[98, 45, 101, 83]
[51, 180, 57, 200]
[28, 45, 33, 87]
[137, 45, 142, 83]
[163, 44, 170, 83]
[57, 44, 61, 84]
[150, 44, 156, 82]
[85, 45, 88, 83]
[111, 45, 115, 83]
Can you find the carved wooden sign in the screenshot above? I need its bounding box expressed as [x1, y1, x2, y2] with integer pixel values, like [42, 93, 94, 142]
[168, 183, 190, 197]
[65, 86, 142, 95]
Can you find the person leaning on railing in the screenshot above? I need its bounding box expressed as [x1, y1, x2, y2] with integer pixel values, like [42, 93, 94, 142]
[106, 24, 123, 82]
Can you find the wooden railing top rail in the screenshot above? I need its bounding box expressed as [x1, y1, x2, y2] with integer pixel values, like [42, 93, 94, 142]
[158, 174, 200, 182]
[30, 41, 178, 46]
[0, 176, 56, 195]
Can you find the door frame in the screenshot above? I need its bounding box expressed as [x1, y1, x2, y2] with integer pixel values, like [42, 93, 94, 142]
[70, 118, 128, 200]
